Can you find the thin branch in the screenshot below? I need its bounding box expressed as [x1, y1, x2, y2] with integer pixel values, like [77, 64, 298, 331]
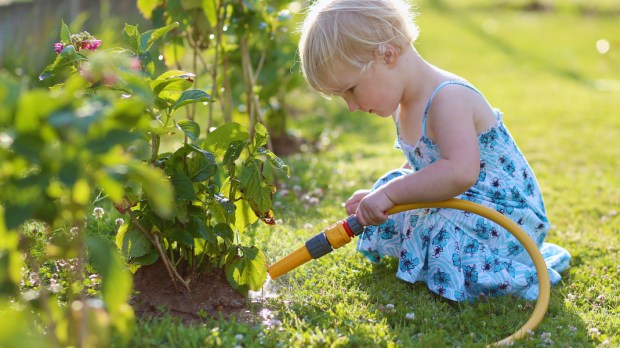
[126, 209, 190, 291]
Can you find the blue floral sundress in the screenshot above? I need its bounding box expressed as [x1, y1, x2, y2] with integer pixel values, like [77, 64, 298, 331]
[357, 80, 571, 301]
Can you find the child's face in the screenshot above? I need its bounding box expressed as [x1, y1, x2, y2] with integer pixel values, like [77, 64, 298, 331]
[328, 59, 401, 118]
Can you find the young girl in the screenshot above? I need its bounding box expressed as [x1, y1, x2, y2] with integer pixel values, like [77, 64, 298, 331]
[298, 0, 570, 301]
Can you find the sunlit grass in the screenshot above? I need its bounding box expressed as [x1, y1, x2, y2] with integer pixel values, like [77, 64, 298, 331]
[114, 1, 619, 347]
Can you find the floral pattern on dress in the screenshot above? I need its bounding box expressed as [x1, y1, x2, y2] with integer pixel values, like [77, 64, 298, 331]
[358, 81, 571, 301]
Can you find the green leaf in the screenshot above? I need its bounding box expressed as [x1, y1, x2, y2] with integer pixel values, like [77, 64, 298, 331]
[0, 301, 47, 346]
[86, 236, 134, 323]
[202, 0, 218, 24]
[175, 200, 189, 223]
[128, 162, 174, 219]
[225, 246, 267, 293]
[115, 222, 152, 258]
[3, 185, 42, 230]
[14, 90, 58, 132]
[60, 19, 71, 43]
[188, 215, 213, 242]
[176, 119, 200, 143]
[162, 37, 186, 66]
[215, 194, 236, 215]
[170, 171, 196, 200]
[212, 223, 234, 245]
[139, 22, 179, 52]
[223, 140, 246, 166]
[187, 146, 217, 182]
[39, 45, 87, 80]
[122, 23, 141, 52]
[96, 171, 125, 203]
[181, 0, 201, 10]
[137, 0, 160, 20]
[130, 249, 159, 265]
[253, 122, 269, 148]
[204, 123, 249, 156]
[167, 225, 194, 246]
[151, 70, 195, 96]
[86, 130, 141, 155]
[172, 89, 213, 110]
[233, 199, 259, 234]
[239, 160, 274, 213]
[258, 147, 290, 177]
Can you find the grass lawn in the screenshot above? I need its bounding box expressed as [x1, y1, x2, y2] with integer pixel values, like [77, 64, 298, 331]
[113, 1, 619, 347]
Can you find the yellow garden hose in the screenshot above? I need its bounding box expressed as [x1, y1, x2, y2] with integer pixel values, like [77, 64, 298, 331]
[268, 198, 551, 346]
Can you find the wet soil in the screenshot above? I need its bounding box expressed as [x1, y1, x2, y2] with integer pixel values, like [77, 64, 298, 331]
[130, 259, 248, 323]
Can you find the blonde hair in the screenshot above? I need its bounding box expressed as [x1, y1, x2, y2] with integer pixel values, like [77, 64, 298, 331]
[299, 0, 419, 95]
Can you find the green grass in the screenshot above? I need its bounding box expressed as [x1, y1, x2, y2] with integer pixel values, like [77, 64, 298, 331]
[112, 1, 620, 347]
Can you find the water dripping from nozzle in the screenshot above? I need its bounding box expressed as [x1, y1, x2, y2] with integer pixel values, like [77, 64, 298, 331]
[248, 274, 277, 301]
[247, 274, 282, 327]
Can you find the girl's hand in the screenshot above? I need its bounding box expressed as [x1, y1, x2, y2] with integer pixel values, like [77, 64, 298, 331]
[355, 189, 396, 226]
[345, 189, 371, 215]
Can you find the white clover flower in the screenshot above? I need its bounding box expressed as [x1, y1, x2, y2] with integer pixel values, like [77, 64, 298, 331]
[385, 303, 395, 311]
[588, 327, 601, 336]
[405, 312, 415, 320]
[566, 293, 577, 302]
[597, 294, 607, 303]
[50, 282, 62, 293]
[93, 207, 104, 219]
[115, 218, 124, 226]
[540, 332, 551, 340]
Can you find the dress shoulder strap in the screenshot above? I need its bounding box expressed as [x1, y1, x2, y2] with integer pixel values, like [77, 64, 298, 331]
[421, 80, 483, 138]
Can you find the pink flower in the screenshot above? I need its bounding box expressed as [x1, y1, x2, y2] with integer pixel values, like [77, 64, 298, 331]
[54, 42, 64, 54]
[81, 39, 102, 51]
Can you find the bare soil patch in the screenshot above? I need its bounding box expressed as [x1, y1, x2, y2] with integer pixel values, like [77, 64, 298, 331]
[130, 259, 248, 323]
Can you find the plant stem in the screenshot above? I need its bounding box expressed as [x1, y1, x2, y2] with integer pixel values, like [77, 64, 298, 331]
[150, 134, 160, 165]
[126, 209, 190, 291]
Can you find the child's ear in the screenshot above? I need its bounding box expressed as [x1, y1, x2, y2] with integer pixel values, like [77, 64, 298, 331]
[376, 44, 399, 66]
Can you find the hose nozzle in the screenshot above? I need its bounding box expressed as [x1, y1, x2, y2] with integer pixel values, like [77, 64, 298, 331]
[267, 215, 363, 279]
